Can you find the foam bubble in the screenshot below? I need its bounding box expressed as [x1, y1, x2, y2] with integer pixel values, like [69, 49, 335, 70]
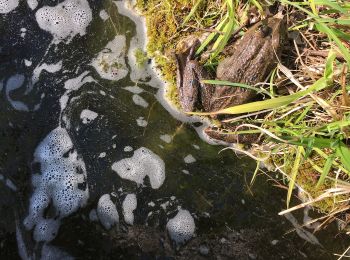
[166, 209, 195, 245]
[27, 0, 38, 10]
[35, 0, 92, 42]
[136, 117, 147, 127]
[24, 127, 89, 242]
[97, 194, 119, 230]
[91, 35, 128, 81]
[111, 147, 165, 189]
[122, 194, 137, 225]
[123, 86, 144, 94]
[132, 94, 148, 108]
[99, 9, 109, 21]
[33, 218, 60, 242]
[184, 154, 196, 164]
[80, 109, 98, 124]
[124, 146, 133, 152]
[0, 0, 19, 14]
[160, 134, 172, 144]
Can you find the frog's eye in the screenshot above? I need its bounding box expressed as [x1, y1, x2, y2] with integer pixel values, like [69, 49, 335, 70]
[259, 24, 272, 37]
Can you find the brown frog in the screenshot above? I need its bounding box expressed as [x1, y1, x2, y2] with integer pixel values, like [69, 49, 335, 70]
[176, 16, 287, 113]
[176, 16, 287, 144]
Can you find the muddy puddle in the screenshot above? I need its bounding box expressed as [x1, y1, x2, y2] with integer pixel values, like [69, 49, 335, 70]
[0, 1, 349, 259]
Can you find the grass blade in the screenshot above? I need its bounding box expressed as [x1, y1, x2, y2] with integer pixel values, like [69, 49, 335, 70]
[287, 146, 303, 208]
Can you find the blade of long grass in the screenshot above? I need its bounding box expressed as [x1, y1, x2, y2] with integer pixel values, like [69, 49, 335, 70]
[181, 0, 203, 27]
[189, 77, 327, 115]
[195, 15, 228, 56]
[316, 153, 335, 188]
[287, 146, 303, 207]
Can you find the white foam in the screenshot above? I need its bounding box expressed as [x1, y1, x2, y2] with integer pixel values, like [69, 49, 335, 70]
[111, 147, 165, 189]
[97, 194, 119, 230]
[80, 109, 98, 124]
[24, 59, 32, 67]
[136, 117, 147, 127]
[132, 94, 148, 108]
[91, 35, 128, 81]
[99, 9, 109, 21]
[166, 209, 195, 245]
[123, 85, 144, 94]
[182, 170, 190, 175]
[35, 0, 92, 42]
[184, 154, 196, 164]
[192, 144, 200, 150]
[32, 61, 62, 86]
[24, 127, 89, 242]
[124, 146, 133, 152]
[160, 134, 172, 144]
[6, 178, 17, 191]
[33, 218, 60, 242]
[98, 152, 106, 158]
[0, 0, 19, 13]
[27, 0, 38, 10]
[5, 74, 29, 111]
[122, 194, 137, 225]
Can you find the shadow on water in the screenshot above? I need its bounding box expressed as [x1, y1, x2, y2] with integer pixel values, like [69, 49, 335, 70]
[0, 0, 349, 259]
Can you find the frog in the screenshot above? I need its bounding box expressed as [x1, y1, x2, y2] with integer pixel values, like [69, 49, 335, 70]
[175, 16, 287, 113]
[175, 16, 287, 144]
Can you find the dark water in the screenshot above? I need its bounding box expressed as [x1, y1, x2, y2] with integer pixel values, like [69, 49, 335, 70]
[0, 0, 349, 259]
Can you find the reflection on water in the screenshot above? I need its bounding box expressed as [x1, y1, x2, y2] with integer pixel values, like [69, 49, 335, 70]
[0, 0, 349, 259]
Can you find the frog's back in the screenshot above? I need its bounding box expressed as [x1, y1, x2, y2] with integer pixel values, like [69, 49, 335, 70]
[209, 17, 286, 112]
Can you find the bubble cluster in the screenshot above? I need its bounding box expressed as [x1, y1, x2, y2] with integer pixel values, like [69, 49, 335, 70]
[35, 0, 92, 41]
[0, 0, 19, 14]
[111, 147, 165, 189]
[97, 194, 119, 230]
[24, 127, 89, 242]
[166, 209, 195, 245]
[122, 194, 137, 225]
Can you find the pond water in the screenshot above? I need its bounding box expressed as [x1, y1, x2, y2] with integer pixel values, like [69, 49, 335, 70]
[0, 0, 349, 259]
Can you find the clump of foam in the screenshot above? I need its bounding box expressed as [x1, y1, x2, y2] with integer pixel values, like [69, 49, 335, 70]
[35, 0, 92, 42]
[0, 0, 19, 13]
[122, 194, 137, 225]
[132, 94, 148, 108]
[136, 117, 147, 127]
[99, 9, 109, 21]
[27, 0, 38, 10]
[184, 154, 196, 164]
[24, 127, 89, 242]
[91, 35, 128, 81]
[33, 218, 60, 242]
[80, 109, 98, 124]
[166, 209, 195, 245]
[97, 194, 119, 230]
[160, 134, 172, 144]
[111, 147, 165, 189]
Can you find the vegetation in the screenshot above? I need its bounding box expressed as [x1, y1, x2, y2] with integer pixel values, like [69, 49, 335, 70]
[134, 0, 350, 230]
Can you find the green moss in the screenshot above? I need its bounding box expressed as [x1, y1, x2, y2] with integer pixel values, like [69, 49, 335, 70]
[135, 0, 223, 106]
[134, 48, 148, 67]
